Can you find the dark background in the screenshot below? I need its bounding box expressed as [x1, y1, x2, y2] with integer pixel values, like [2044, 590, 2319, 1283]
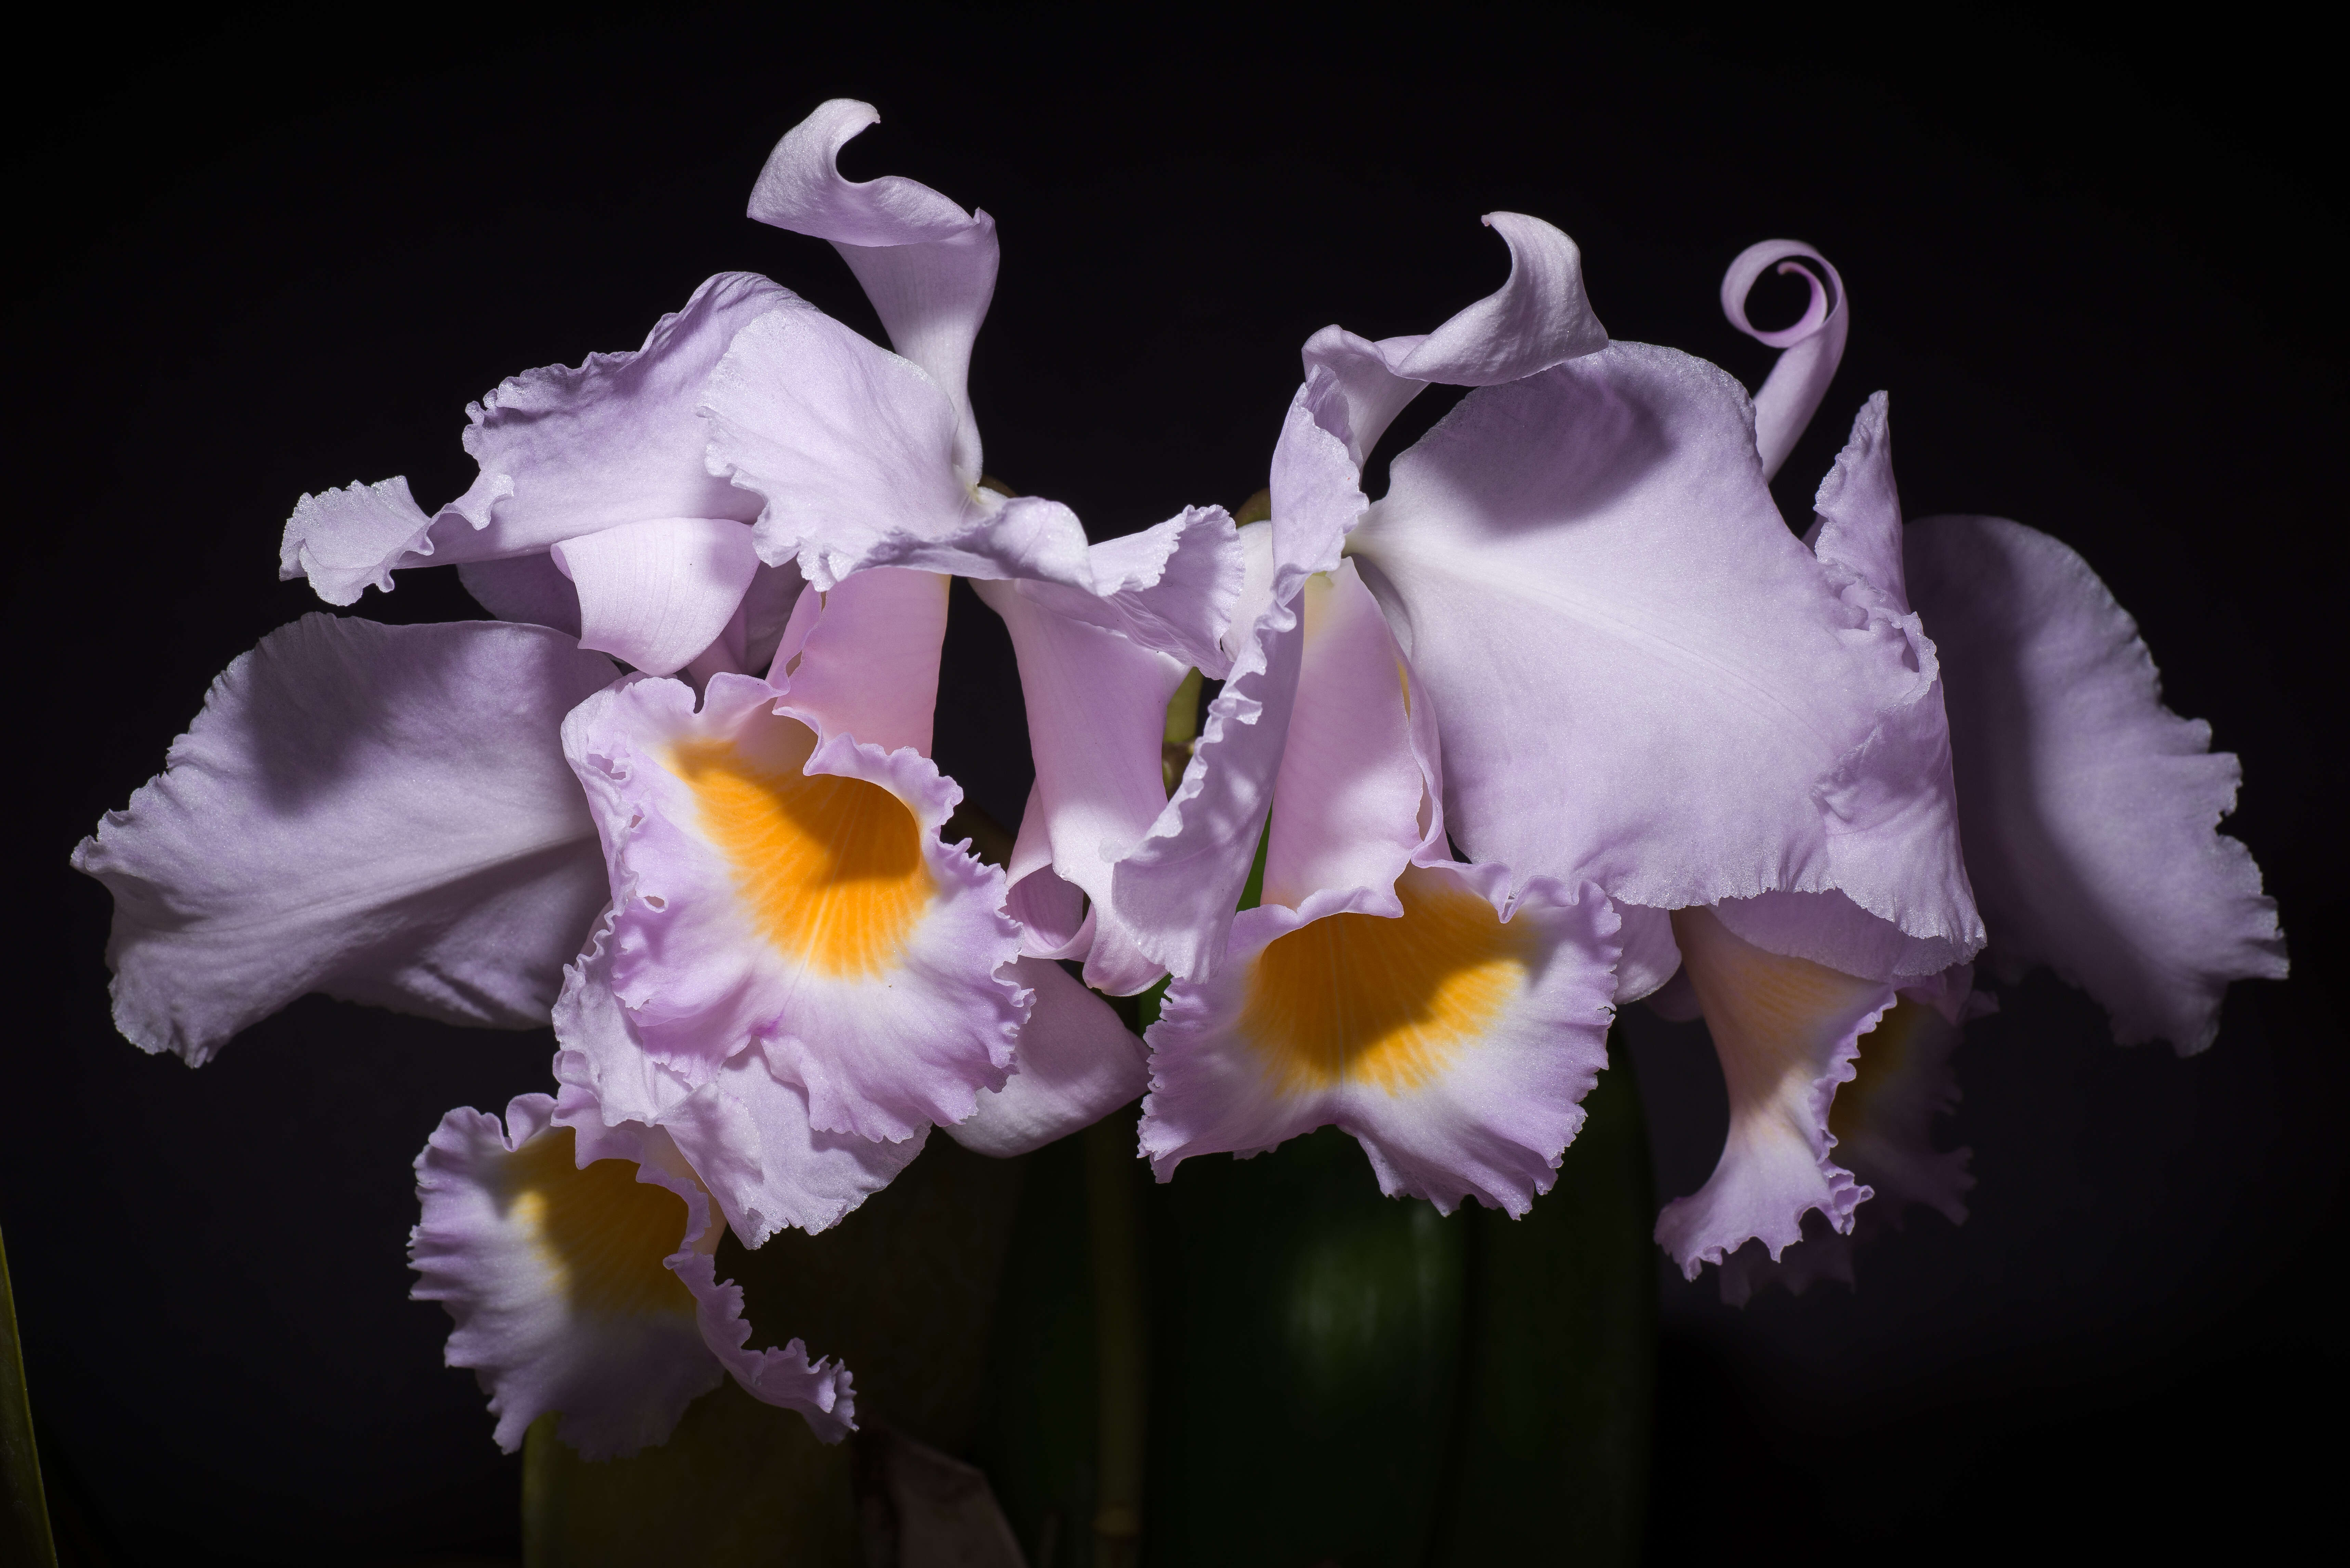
[5, 3, 2339, 1562]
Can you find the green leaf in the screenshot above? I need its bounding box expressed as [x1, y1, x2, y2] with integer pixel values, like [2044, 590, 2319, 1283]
[2, 1226, 57, 1568]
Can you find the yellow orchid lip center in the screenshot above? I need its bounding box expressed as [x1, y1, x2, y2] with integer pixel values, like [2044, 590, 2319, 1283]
[1239, 867, 1528, 1096]
[503, 1128, 697, 1319]
[670, 721, 933, 979]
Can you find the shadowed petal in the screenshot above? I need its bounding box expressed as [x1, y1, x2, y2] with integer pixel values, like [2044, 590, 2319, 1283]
[73, 617, 618, 1062]
[1655, 906, 1889, 1278]
[1906, 515, 2287, 1052]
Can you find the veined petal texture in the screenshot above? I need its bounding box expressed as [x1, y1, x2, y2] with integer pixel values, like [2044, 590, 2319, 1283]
[1349, 343, 1980, 979]
[72, 616, 617, 1063]
[1905, 515, 2286, 1051]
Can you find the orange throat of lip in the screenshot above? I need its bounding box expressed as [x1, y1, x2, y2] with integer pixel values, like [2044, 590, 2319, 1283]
[670, 726, 934, 979]
[504, 1128, 697, 1319]
[1238, 868, 1528, 1097]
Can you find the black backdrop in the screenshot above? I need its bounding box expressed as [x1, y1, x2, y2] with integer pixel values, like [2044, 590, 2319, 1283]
[5, 4, 2340, 1562]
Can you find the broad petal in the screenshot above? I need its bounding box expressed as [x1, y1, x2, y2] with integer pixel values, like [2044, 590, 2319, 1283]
[409, 1095, 724, 1459]
[551, 517, 761, 677]
[551, 914, 926, 1243]
[1720, 240, 1849, 480]
[1348, 342, 1979, 972]
[563, 671, 1024, 1143]
[977, 576, 1188, 993]
[764, 568, 948, 758]
[1260, 562, 1429, 910]
[747, 99, 999, 479]
[1142, 862, 1619, 1215]
[950, 957, 1149, 1157]
[698, 300, 986, 588]
[73, 617, 617, 1063]
[1655, 907, 1888, 1278]
[1905, 515, 2287, 1051]
[279, 274, 791, 602]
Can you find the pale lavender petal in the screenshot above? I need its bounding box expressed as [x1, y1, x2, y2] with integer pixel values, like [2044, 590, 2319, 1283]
[1005, 505, 1244, 679]
[1110, 402, 1357, 978]
[1142, 862, 1619, 1216]
[1349, 343, 1979, 978]
[1003, 788, 1092, 961]
[1720, 239, 1849, 480]
[73, 617, 617, 1063]
[564, 670, 1024, 1143]
[551, 912, 925, 1244]
[1295, 327, 1429, 470]
[950, 957, 1148, 1157]
[1385, 213, 1609, 387]
[279, 477, 438, 606]
[1260, 563, 1427, 909]
[1655, 907, 1888, 1278]
[409, 1095, 724, 1459]
[698, 300, 985, 588]
[1905, 515, 2287, 1051]
[747, 99, 999, 480]
[279, 275, 792, 604]
[1111, 559, 1302, 979]
[762, 568, 949, 758]
[977, 575, 1189, 993]
[550, 517, 761, 678]
[440, 272, 787, 549]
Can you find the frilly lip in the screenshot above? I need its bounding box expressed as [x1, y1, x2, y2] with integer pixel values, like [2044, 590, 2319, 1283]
[1140, 860, 1620, 1218]
[563, 669, 1025, 1145]
[410, 1092, 856, 1458]
[1653, 907, 1892, 1279]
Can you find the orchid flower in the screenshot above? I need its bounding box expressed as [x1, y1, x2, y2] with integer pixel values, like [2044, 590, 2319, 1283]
[975, 215, 1612, 1209]
[529, 104, 1241, 1241]
[1650, 254, 2285, 1292]
[1137, 549, 1623, 1214]
[411, 1084, 852, 1458]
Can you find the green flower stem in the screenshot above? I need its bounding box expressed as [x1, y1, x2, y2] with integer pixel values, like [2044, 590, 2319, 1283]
[1083, 1110, 1147, 1568]
[1, 1226, 57, 1568]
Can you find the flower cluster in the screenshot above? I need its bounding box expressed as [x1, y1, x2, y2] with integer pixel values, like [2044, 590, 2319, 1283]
[74, 102, 2285, 1456]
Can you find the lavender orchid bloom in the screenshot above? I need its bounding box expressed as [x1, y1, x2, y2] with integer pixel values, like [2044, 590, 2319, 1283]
[537, 102, 1242, 1238]
[1659, 249, 2283, 1294]
[1138, 554, 1623, 1214]
[412, 1085, 853, 1458]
